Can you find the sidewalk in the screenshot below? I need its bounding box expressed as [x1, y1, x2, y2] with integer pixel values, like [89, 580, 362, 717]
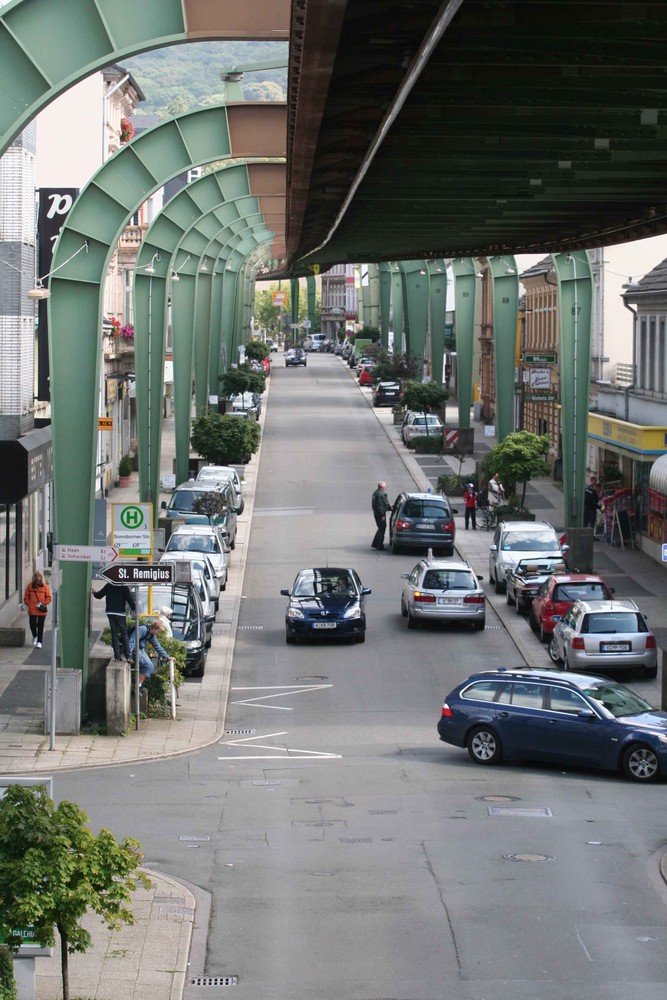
[1, 360, 666, 998]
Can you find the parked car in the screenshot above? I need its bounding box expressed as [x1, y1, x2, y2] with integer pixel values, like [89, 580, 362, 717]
[285, 347, 307, 367]
[161, 481, 239, 547]
[358, 365, 377, 386]
[488, 520, 566, 594]
[505, 556, 568, 613]
[530, 573, 614, 642]
[161, 550, 225, 599]
[196, 464, 244, 514]
[437, 667, 667, 782]
[227, 392, 262, 419]
[281, 567, 371, 644]
[372, 381, 402, 407]
[307, 333, 327, 352]
[401, 413, 444, 445]
[136, 583, 208, 677]
[548, 599, 657, 678]
[164, 525, 230, 583]
[389, 491, 458, 556]
[355, 356, 375, 371]
[400, 558, 485, 630]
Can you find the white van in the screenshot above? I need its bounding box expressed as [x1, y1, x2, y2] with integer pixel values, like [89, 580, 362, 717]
[305, 333, 327, 352]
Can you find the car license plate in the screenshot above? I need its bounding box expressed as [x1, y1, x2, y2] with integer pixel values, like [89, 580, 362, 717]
[438, 597, 462, 605]
[600, 641, 631, 652]
[416, 523, 435, 530]
[313, 622, 337, 629]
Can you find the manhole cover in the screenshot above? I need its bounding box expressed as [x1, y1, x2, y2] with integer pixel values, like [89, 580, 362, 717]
[488, 806, 552, 817]
[503, 852, 555, 862]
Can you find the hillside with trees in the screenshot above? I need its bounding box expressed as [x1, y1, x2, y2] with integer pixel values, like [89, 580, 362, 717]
[123, 41, 288, 118]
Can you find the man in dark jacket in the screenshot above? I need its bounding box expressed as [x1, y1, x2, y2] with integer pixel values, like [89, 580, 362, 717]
[371, 481, 391, 550]
[92, 582, 135, 661]
[583, 476, 600, 528]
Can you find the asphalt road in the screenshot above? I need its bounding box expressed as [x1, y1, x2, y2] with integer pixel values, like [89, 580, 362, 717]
[57, 354, 667, 1000]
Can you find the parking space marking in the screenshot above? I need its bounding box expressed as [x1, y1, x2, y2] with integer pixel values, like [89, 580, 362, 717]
[218, 730, 342, 760]
[230, 684, 333, 710]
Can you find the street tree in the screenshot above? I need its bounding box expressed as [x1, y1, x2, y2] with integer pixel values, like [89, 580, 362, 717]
[0, 784, 150, 1000]
[490, 430, 550, 506]
[402, 381, 449, 434]
[374, 348, 420, 383]
[191, 411, 261, 465]
[219, 368, 265, 398]
[244, 341, 270, 361]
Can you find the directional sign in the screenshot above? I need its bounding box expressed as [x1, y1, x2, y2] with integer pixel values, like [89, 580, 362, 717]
[522, 353, 557, 364]
[99, 562, 175, 585]
[55, 544, 118, 563]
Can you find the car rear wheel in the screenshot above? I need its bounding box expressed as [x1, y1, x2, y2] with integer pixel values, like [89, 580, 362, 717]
[516, 598, 526, 614]
[548, 636, 562, 664]
[645, 664, 658, 679]
[400, 598, 408, 618]
[406, 608, 418, 629]
[472, 618, 485, 631]
[467, 725, 503, 765]
[622, 743, 660, 782]
[392, 540, 402, 555]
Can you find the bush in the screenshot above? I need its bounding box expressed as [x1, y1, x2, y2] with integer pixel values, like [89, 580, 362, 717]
[0, 948, 16, 1000]
[100, 621, 186, 715]
[191, 411, 261, 464]
[409, 435, 443, 454]
[118, 454, 133, 477]
[436, 473, 468, 496]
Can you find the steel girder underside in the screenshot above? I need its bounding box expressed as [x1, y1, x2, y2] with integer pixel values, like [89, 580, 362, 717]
[285, 0, 667, 273]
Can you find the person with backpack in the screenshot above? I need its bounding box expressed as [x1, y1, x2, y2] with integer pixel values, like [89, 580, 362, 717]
[463, 483, 477, 530]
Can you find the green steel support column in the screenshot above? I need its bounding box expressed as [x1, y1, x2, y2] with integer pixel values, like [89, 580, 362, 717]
[290, 277, 300, 333]
[133, 258, 169, 505]
[306, 275, 316, 327]
[367, 263, 380, 330]
[487, 255, 519, 442]
[451, 258, 478, 430]
[427, 259, 447, 386]
[209, 266, 225, 392]
[194, 266, 213, 413]
[378, 262, 392, 349]
[358, 268, 370, 328]
[552, 251, 594, 528]
[171, 271, 197, 486]
[391, 263, 404, 353]
[399, 261, 429, 375]
[221, 261, 240, 368]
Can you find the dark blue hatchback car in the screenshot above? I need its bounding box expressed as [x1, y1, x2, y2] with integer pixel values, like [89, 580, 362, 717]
[281, 567, 371, 644]
[437, 668, 667, 782]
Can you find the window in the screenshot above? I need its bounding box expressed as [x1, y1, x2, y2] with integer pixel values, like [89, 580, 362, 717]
[462, 680, 502, 702]
[505, 682, 545, 709]
[548, 687, 589, 714]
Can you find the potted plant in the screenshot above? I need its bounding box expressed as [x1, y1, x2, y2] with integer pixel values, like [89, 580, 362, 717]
[118, 454, 133, 487]
[392, 403, 405, 426]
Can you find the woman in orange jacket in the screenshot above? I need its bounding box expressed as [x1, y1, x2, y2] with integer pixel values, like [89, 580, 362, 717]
[23, 570, 51, 648]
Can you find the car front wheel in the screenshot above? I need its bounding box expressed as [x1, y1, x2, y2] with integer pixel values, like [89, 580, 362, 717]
[494, 574, 505, 594]
[406, 608, 418, 629]
[622, 743, 660, 782]
[467, 725, 503, 765]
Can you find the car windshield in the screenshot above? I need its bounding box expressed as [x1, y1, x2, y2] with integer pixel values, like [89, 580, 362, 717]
[413, 416, 441, 426]
[168, 490, 212, 512]
[167, 534, 219, 554]
[582, 611, 647, 634]
[515, 559, 566, 576]
[553, 582, 610, 602]
[502, 530, 559, 551]
[403, 500, 449, 519]
[293, 571, 356, 597]
[583, 680, 653, 718]
[423, 570, 476, 591]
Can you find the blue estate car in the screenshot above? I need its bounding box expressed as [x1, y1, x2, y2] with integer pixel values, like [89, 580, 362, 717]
[437, 668, 667, 782]
[281, 567, 371, 644]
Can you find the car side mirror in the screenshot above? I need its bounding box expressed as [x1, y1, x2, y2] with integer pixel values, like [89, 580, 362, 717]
[578, 709, 597, 720]
[400, 573, 410, 579]
[280, 589, 290, 596]
[476, 575, 484, 581]
[450, 507, 459, 515]
[160, 500, 167, 509]
[561, 544, 570, 553]
[361, 587, 372, 595]
[490, 544, 498, 552]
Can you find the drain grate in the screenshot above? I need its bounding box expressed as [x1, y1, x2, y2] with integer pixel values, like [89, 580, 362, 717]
[488, 805, 552, 817]
[369, 809, 398, 815]
[238, 624, 264, 630]
[190, 975, 238, 987]
[224, 729, 255, 735]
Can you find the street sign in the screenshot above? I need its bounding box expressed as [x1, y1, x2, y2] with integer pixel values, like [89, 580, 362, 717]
[522, 353, 557, 364]
[99, 562, 175, 585]
[55, 544, 118, 563]
[662, 543, 667, 562]
[112, 502, 153, 557]
[302, 318, 311, 328]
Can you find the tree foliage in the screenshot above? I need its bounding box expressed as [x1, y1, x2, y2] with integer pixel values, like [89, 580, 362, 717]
[0, 947, 16, 1000]
[191, 411, 261, 465]
[245, 341, 270, 361]
[402, 381, 449, 414]
[219, 367, 265, 397]
[489, 431, 550, 506]
[0, 785, 150, 1000]
[374, 348, 420, 383]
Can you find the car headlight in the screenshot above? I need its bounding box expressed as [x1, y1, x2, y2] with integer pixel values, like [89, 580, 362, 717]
[343, 606, 361, 619]
[287, 607, 305, 620]
[499, 560, 513, 576]
[183, 640, 202, 650]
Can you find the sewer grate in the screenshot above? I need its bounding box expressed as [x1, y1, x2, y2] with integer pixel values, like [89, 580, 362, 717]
[190, 975, 238, 987]
[488, 805, 552, 817]
[369, 809, 398, 815]
[224, 729, 255, 735]
[238, 624, 264, 630]
[179, 835, 211, 842]
[503, 852, 555, 862]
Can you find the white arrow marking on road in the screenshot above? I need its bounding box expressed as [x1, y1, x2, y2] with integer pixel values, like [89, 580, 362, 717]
[230, 684, 333, 710]
[217, 731, 341, 760]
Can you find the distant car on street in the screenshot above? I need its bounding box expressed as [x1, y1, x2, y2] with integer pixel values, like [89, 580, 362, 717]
[281, 567, 371, 644]
[400, 558, 485, 630]
[285, 347, 307, 367]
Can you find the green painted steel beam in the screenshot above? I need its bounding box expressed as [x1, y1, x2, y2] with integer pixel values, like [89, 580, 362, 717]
[398, 261, 429, 374]
[0, 0, 289, 157]
[451, 258, 479, 430]
[390, 263, 404, 354]
[552, 250, 593, 528]
[378, 262, 392, 349]
[46, 104, 284, 696]
[487, 255, 519, 442]
[427, 260, 447, 386]
[367, 263, 380, 331]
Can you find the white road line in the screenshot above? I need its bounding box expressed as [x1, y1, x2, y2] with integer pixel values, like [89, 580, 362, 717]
[218, 730, 341, 760]
[230, 683, 333, 710]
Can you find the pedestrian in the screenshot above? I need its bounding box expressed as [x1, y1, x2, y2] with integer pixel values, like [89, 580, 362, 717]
[583, 475, 600, 529]
[92, 582, 135, 662]
[463, 482, 477, 530]
[371, 481, 391, 550]
[158, 606, 174, 637]
[22, 570, 51, 648]
[128, 620, 170, 687]
[487, 473, 505, 508]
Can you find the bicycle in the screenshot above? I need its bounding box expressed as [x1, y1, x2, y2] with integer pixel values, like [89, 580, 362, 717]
[477, 504, 495, 531]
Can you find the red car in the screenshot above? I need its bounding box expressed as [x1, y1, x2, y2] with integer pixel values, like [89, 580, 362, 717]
[358, 365, 377, 386]
[530, 573, 614, 643]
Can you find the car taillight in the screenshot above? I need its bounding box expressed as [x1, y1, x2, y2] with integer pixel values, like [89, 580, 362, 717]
[395, 518, 411, 531]
[439, 520, 455, 532]
[571, 637, 585, 649]
[463, 595, 485, 604]
[414, 591, 436, 603]
[646, 635, 656, 649]
[441, 703, 453, 718]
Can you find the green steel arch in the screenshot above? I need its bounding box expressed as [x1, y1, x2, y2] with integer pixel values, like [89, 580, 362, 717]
[487, 255, 519, 443]
[0, 0, 289, 157]
[47, 103, 285, 693]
